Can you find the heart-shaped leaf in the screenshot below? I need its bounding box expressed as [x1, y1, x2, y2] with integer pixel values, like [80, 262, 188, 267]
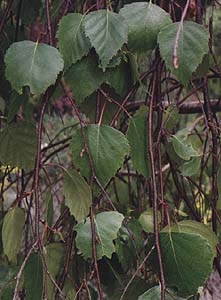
[158, 220, 218, 296]
[120, 2, 171, 52]
[57, 13, 91, 69]
[5, 41, 64, 95]
[84, 10, 128, 69]
[158, 21, 209, 85]
[72, 124, 130, 185]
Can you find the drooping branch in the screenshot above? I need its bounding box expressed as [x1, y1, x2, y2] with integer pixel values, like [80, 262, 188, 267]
[126, 99, 221, 114]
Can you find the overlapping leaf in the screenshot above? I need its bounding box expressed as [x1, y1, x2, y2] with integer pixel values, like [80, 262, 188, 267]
[171, 129, 200, 161]
[163, 104, 179, 131]
[158, 21, 209, 85]
[106, 60, 133, 97]
[158, 220, 218, 296]
[24, 253, 43, 300]
[7, 91, 26, 123]
[0, 122, 37, 170]
[65, 55, 105, 103]
[75, 211, 124, 259]
[127, 106, 150, 177]
[2, 207, 25, 263]
[115, 220, 143, 270]
[64, 169, 92, 222]
[120, 2, 171, 52]
[4, 41, 64, 95]
[181, 156, 201, 177]
[57, 13, 91, 69]
[72, 124, 130, 185]
[84, 10, 128, 69]
[138, 286, 186, 300]
[139, 211, 158, 233]
[44, 243, 65, 299]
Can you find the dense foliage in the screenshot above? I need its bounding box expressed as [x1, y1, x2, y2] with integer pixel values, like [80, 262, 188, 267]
[0, 0, 221, 299]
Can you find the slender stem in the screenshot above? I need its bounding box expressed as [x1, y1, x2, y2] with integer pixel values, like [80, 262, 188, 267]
[173, 0, 191, 68]
[203, 77, 219, 233]
[45, 0, 53, 45]
[90, 207, 104, 300]
[33, 101, 46, 240]
[13, 241, 38, 300]
[119, 246, 155, 300]
[148, 73, 166, 300]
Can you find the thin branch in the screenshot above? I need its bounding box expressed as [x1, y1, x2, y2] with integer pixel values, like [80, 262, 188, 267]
[203, 77, 219, 233]
[173, 0, 191, 68]
[33, 101, 47, 240]
[148, 72, 166, 300]
[126, 99, 221, 114]
[45, 0, 53, 45]
[90, 207, 104, 300]
[119, 245, 155, 300]
[13, 241, 38, 300]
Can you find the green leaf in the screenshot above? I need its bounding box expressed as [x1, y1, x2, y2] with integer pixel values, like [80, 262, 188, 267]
[139, 211, 158, 233]
[84, 10, 128, 69]
[159, 220, 218, 296]
[193, 53, 210, 78]
[0, 265, 16, 298]
[0, 96, 5, 114]
[2, 207, 25, 263]
[80, 92, 117, 124]
[44, 243, 65, 300]
[158, 22, 209, 86]
[105, 275, 150, 300]
[46, 192, 54, 228]
[0, 285, 14, 300]
[65, 55, 105, 103]
[72, 124, 130, 185]
[4, 41, 64, 95]
[116, 220, 143, 270]
[120, 2, 171, 52]
[57, 13, 91, 69]
[171, 129, 200, 161]
[127, 106, 150, 177]
[106, 60, 133, 97]
[7, 91, 26, 123]
[75, 211, 124, 260]
[100, 53, 122, 69]
[64, 169, 92, 222]
[138, 286, 186, 300]
[127, 52, 140, 84]
[62, 278, 76, 299]
[24, 253, 43, 300]
[0, 265, 17, 288]
[163, 104, 179, 131]
[0, 122, 37, 170]
[181, 156, 201, 177]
